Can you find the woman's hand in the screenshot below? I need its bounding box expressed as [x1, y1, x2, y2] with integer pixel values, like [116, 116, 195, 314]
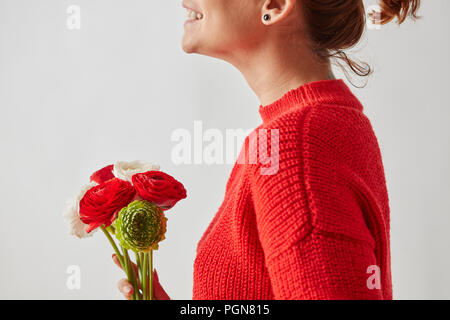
[112, 254, 171, 300]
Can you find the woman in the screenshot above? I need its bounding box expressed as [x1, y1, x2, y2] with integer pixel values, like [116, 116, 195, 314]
[114, 0, 420, 300]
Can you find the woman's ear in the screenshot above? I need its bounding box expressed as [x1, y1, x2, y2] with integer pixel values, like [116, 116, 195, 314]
[261, 0, 296, 25]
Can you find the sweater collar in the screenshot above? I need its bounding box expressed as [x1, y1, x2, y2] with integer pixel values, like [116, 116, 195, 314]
[258, 79, 363, 123]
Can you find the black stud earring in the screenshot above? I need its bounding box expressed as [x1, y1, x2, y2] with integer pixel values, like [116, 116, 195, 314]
[263, 14, 270, 21]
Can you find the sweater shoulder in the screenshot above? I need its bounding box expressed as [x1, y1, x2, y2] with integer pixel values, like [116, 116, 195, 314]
[257, 103, 377, 169]
[260, 102, 373, 144]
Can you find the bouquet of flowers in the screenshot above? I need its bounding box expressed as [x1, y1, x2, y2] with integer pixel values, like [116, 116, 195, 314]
[63, 161, 187, 300]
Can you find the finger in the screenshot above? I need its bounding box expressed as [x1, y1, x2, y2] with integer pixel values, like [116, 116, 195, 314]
[112, 254, 123, 270]
[117, 278, 133, 300]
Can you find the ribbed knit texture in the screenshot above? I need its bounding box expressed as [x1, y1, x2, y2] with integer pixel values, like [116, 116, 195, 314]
[192, 79, 392, 300]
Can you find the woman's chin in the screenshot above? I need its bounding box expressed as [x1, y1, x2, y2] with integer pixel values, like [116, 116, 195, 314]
[181, 36, 199, 54]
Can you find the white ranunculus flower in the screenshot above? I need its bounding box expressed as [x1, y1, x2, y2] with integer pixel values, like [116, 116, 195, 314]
[113, 160, 160, 182]
[63, 182, 98, 239]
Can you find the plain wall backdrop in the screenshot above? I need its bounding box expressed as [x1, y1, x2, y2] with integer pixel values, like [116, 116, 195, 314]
[0, 0, 449, 299]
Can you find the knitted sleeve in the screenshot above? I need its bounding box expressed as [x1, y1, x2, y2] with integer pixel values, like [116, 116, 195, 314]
[250, 105, 386, 300]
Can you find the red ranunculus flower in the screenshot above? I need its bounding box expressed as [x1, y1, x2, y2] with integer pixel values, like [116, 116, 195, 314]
[132, 171, 186, 210]
[90, 164, 115, 184]
[79, 178, 136, 233]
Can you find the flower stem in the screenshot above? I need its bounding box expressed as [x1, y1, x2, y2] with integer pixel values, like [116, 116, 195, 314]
[142, 253, 148, 300]
[100, 226, 124, 267]
[149, 250, 153, 300]
[121, 247, 133, 300]
[135, 252, 142, 280]
[123, 247, 141, 300]
[100, 226, 139, 300]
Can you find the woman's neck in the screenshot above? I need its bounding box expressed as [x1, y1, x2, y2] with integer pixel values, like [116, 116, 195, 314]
[229, 39, 333, 107]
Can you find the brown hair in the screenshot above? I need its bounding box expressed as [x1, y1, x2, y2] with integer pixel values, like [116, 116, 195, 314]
[300, 0, 421, 82]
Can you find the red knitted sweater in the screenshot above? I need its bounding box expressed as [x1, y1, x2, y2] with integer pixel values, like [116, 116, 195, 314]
[192, 79, 392, 300]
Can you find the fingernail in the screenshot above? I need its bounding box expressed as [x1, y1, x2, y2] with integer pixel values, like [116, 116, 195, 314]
[124, 286, 132, 294]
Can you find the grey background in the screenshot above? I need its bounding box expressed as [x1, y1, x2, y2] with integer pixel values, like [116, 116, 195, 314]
[0, 0, 449, 299]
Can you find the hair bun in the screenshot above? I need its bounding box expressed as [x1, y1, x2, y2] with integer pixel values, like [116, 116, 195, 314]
[374, 0, 421, 25]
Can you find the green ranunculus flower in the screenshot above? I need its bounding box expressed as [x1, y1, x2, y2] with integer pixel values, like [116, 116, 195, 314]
[115, 200, 168, 252]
